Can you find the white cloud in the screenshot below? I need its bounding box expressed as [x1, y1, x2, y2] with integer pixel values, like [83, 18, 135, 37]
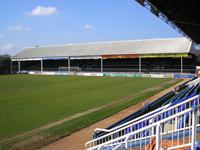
[1, 43, 17, 50]
[1, 43, 20, 55]
[0, 33, 3, 38]
[84, 24, 94, 30]
[27, 6, 59, 16]
[8, 25, 30, 31]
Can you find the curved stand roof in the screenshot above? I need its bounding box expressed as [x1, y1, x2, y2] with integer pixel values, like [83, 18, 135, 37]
[13, 38, 198, 60]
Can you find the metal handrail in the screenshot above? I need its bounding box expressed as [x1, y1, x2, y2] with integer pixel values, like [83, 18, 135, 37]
[94, 78, 198, 134]
[94, 103, 170, 133]
[85, 95, 199, 148]
[86, 106, 199, 150]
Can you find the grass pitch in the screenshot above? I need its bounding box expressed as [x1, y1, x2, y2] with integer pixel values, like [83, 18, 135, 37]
[0, 75, 179, 149]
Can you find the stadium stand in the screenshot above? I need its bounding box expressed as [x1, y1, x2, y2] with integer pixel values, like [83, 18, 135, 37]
[85, 77, 200, 150]
[11, 38, 200, 74]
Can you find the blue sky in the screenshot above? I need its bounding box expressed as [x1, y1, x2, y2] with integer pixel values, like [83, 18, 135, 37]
[0, 0, 182, 55]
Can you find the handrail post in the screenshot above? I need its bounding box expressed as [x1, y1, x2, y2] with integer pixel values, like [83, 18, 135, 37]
[125, 135, 129, 149]
[156, 123, 160, 150]
[191, 107, 197, 150]
[97, 145, 102, 150]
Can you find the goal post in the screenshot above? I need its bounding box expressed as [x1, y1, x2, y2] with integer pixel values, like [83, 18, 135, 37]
[58, 67, 82, 72]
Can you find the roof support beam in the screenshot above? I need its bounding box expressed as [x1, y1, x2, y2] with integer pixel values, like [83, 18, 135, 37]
[68, 56, 71, 72]
[41, 59, 43, 72]
[18, 60, 21, 73]
[181, 56, 183, 74]
[139, 57, 141, 73]
[101, 57, 103, 73]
